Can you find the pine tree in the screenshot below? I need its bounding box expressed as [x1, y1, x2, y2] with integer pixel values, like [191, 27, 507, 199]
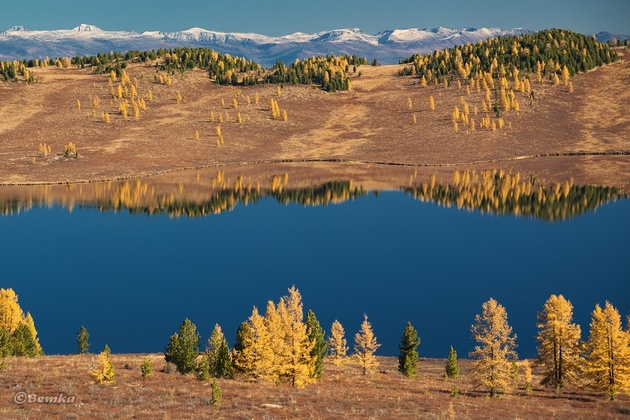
[354, 314, 380, 375]
[536, 294, 583, 391]
[77, 325, 90, 354]
[470, 298, 518, 397]
[398, 321, 420, 378]
[584, 302, 630, 400]
[11, 323, 41, 356]
[197, 353, 210, 381]
[164, 318, 200, 374]
[231, 321, 253, 375]
[445, 346, 460, 378]
[91, 348, 115, 383]
[328, 320, 348, 366]
[210, 379, 222, 408]
[306, 309, 327, 379]
[206, 324, 232, 379]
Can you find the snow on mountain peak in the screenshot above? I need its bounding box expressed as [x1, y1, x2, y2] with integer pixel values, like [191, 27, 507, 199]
[73, 24, 102, 32]
[6, 26, 29, 32]
[0, 24, 545, 66]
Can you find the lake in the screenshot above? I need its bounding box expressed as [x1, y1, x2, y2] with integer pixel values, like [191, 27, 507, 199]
[1, 166, 628, 361]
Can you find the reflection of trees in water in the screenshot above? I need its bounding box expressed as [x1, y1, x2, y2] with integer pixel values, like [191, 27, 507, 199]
[0, 170, 624, 220]
[402, 169, 624, 221]
[102, 180, 366, 217]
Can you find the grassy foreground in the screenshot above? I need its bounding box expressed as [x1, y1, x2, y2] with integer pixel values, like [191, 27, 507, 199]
[1, 354, 628, 419]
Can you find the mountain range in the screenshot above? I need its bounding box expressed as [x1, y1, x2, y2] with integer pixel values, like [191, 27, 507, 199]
[0, 24, 626, 67]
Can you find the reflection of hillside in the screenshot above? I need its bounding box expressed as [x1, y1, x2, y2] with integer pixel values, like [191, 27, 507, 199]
[0, 166, 624, 220]
[0, 176, 366, 218]
[403, 169, 624, 221]
[96, 180, 366, 217]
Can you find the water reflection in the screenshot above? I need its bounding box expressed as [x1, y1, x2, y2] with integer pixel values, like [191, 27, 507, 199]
[1, 166, 624, 220]
[403, 169, 624, 221]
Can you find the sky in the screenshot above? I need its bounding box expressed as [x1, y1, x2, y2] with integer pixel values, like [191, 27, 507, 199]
[1, 0, 628, 36]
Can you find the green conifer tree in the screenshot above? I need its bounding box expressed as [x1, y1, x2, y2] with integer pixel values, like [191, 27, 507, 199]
[445, 346, 460, 378]
[398, 321, 420, 377]
[232, 321, 253, 375]
[211, 379, 222, 408]
[306, 309, 327, 379]
[77, 325, 90, 354]
[207, 324, 232, 379]
[197, 353, 210, 381]
[164, 318, 200, 374]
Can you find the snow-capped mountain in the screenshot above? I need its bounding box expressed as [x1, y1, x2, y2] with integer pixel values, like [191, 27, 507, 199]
[0, 24, 617, 67]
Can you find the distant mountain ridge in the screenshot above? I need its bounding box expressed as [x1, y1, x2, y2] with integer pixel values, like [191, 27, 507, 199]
[0, 24, 624, 67]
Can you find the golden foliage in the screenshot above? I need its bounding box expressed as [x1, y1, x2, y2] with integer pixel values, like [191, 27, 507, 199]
[354, 314, 380, 375]
[536, 294, 583, 391]
[0, 288, 24, 333]
[90, 351, 115, 384]
[584, 302, 630, 400]
[328, 320, 348, 366]
[470, 298, 518, 397]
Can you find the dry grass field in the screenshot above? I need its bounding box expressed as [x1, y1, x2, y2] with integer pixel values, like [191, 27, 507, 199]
[1, 354, 629, 419]
[0, 49, 628, 188]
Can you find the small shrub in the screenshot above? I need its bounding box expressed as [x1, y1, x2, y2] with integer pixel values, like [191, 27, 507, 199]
[210, 379, 222, 408]
[141, 359, 153, 378]
[450, 384, 459, 398]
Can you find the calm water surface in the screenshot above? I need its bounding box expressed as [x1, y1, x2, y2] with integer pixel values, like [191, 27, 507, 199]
[1, 191, 628, 359]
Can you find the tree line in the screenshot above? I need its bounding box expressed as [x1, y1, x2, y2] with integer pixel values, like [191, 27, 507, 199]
[1, 286, 629, 400]
[399, 29, 619, 84]
[2, 45, 366, 91]
[265, 55, 368, 92]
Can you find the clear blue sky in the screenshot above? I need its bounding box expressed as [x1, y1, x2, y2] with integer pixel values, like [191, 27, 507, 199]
[2, 0, 628, 36]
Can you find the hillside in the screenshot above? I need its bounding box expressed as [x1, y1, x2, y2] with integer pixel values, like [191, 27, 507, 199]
[0, 30, 628, 190]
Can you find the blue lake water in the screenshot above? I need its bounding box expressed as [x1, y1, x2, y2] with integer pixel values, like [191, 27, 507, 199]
[1, 190, 628, 360]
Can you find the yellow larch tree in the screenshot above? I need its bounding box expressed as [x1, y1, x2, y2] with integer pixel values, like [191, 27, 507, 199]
[536, 294, 583, 392]
[354, 314, 380, 375]
[584, 301, 630, 400]
[407, 96, 413, 110]
[276, 286, 315, 387]
[470, 298, 518, 397]
[0, 288, 24, 332]
[561, 65, 570, 86]
[245, 306, 276, 382]
[328, 320, 348, 365]
[264, 300, 287, 382]
[429, 96, 435, 111]
[90, 349, 115, 384]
